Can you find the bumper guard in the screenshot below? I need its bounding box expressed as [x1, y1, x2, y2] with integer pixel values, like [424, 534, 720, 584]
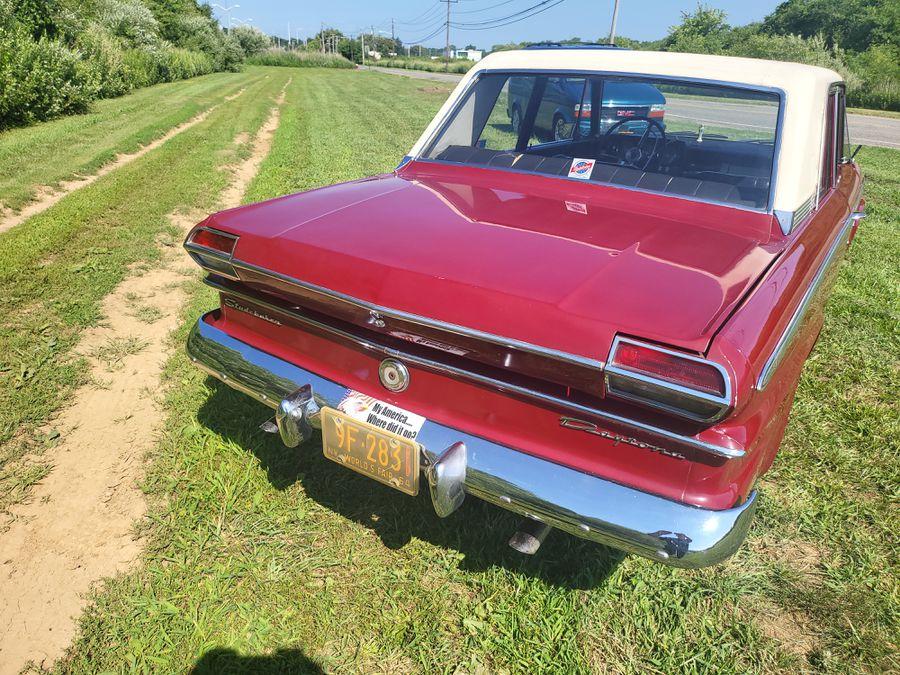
[187, 314, 757, 568]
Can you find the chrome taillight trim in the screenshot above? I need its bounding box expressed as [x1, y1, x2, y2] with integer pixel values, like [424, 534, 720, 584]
[605, 336, 732, 424]
[206, 276, 745, 459]
[184, 227, 240, 281]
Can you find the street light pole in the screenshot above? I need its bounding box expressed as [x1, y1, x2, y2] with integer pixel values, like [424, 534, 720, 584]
[212, 3, 239, 30]
[608, 0, 620, 45]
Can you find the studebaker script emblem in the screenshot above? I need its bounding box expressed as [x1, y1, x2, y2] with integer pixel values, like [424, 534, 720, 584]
[559, 416, 685, 460]
[223, 297, 282, 326]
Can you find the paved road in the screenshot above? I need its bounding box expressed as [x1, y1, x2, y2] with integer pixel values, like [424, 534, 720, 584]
[368, 65, 900, 149]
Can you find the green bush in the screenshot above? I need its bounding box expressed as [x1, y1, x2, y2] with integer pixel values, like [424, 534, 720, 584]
[161, 46, 214, 80]
[730, 33, 859, 87]
[95, 0, 161, 48]
[0, 0, 242, 130]
[246, 49, 354, 69]
[76, 24, 132, 98]
[230, 26, 270, 58]
[0, 23, 94, 129]
[120, 47, 163, 89]
[378, 57, 472, 74]
[847, 43, 900, 110]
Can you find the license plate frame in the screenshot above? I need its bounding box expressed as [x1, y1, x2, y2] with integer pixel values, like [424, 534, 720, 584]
[320, 407, 420, 496]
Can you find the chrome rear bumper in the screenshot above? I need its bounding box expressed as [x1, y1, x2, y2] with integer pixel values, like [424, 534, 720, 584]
[187, 314, 757, 568]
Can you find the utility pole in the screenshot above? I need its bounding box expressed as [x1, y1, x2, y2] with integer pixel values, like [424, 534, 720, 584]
[608, 0, 620, 45]
[391, 18, 395, 53]
[441, 0, 457, 72]
[361, 33, 365, 66]
[320, 22, 325, 53]
[287, 22, 291, 50]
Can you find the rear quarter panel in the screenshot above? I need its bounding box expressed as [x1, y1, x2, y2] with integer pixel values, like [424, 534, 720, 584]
[711, 163, 863, 492]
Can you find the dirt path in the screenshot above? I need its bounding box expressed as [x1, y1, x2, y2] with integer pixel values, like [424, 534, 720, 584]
[0, 83, 288, 674]
[0, 88, 247, 236]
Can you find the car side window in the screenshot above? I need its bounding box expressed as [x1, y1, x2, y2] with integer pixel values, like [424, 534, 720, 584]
[819, 90, 838, 197]
[525, 77, 586, 147]
[837, 88, 851, 163]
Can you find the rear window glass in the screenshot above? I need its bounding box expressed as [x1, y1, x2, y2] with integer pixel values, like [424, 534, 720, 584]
[423, 73, 780, 209]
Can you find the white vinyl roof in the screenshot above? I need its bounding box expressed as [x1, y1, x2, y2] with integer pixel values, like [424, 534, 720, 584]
[408, 49, 843, 214]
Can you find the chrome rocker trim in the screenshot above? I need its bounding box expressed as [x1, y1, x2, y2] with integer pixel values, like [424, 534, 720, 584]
[758, 210, 862, 390]
[187, 315, 758, 568]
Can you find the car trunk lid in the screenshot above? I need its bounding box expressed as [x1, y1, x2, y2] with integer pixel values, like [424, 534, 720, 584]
[203, 162, 782, 396]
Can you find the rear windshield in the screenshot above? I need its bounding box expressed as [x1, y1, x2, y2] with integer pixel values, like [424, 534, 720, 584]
[423, 73, 781, 209]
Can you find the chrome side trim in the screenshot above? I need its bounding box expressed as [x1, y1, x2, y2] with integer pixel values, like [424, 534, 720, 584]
[774, 192, 817, 235]
[187, 316, 758, 567]
[757, 211, 858, 390]
[605, 336, 732, 423]
[206, 278, 745, 459]
[794, 192, 816, 225]
[228, 257, 606, 372]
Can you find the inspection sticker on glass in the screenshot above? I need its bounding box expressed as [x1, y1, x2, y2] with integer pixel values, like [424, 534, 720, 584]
[567, 158, 596, 179]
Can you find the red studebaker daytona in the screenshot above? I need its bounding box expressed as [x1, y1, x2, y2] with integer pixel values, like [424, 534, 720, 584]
[185, 48, 865, 567]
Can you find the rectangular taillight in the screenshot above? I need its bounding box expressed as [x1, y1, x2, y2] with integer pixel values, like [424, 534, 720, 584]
[649, 103, 665, 119]
[184, 226, 239, 279]
[605, 337, 731, 423]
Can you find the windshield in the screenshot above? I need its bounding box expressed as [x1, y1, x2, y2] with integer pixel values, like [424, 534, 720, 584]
[423, 73, 781, 210]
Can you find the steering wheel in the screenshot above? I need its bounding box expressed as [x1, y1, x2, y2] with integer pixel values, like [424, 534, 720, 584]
[604, 116, 666, 171]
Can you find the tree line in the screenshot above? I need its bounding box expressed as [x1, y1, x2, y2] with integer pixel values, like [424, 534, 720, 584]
[494, 1, 899, 111]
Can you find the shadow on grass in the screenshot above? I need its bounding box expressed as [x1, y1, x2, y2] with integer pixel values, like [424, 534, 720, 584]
[198, 380, 625, 589]
[191, 647, 324, 674]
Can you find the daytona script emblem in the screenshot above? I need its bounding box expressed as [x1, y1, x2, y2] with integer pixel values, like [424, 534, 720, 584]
[559, 417, 686, 460]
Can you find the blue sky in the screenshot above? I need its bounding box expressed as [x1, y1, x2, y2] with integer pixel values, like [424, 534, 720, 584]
[211, 1, 784, 49]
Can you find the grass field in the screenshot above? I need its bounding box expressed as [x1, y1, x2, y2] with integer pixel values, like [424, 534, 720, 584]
[0, 67, 896, 673]
[0, 68, 287, 513]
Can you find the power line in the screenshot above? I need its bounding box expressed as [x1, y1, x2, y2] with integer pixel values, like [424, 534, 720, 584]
[396, 2, 442, 24]
[454, 0, 521, 15]
[403, 22, 447, 46]
[450, 0, 567, 29]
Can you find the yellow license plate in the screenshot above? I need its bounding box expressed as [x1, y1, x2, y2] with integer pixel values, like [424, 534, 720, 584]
[320, 407, 420, 496]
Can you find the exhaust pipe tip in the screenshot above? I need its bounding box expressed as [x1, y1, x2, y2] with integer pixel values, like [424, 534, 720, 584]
[508, 518, 552, 555]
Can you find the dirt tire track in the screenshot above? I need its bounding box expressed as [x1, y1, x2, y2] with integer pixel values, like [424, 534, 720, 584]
[0, 80, 289, 674]
[0, 87, 248, 236]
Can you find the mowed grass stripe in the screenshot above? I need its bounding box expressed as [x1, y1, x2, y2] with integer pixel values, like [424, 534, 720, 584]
[244, 70, 453, 202]
[0, 69, 266, 213]
[59, 72, 898, 673]
[0, 69, 292, 509]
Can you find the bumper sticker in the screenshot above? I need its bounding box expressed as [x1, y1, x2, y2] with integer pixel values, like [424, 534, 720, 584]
[338, 391, 426, 441]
